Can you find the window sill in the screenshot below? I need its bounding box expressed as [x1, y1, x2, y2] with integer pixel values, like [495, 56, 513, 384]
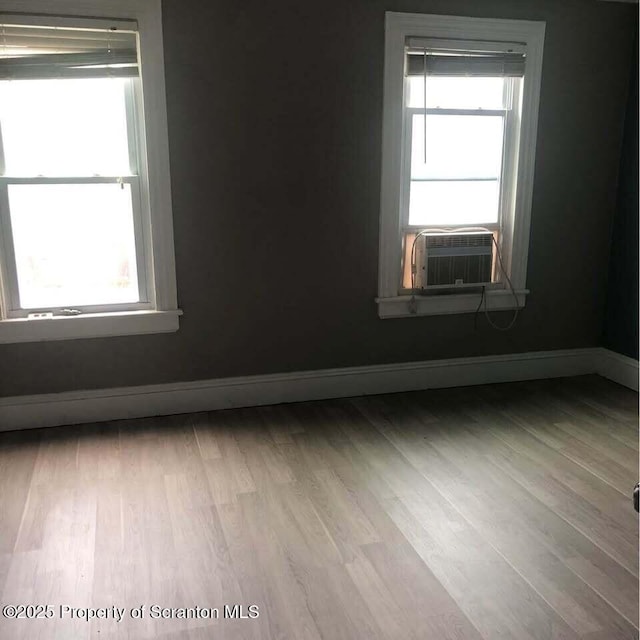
[0, 309, 182, 343]
[376, 289, 528, 319]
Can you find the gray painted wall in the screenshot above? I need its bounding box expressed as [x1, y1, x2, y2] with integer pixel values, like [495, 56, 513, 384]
[603, 22, 638, 360]
[0, 0, 636, 398]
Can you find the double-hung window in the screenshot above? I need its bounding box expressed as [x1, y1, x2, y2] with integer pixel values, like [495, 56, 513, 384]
[0, 1, 178, 342]
[378, 13, 545, 318]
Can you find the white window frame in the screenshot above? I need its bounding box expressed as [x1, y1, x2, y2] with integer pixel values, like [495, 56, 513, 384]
[0, 0, 180, 342]
[378, 12, 545, 318]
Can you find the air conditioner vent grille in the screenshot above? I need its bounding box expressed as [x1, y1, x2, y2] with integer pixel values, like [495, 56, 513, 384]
[414, 231, 494, 289]
[424, 233, 493, 250]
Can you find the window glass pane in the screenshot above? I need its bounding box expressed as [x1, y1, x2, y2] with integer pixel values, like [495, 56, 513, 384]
[410, 114, 504, 180]
[409, 180, 500, 226]
[8, 183, 140, 308]
[407, 76, 505, 109]
[0, 79, 131, 177]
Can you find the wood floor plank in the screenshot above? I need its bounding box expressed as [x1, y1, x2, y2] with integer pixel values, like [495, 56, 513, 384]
[0, 375, 636, 640]
[361, 541, 484, 640]
[236, 489, 325, 640]
[76, 423, 121, 483]
[0, 432, 41, 555]
[487, 440, 637, 574]
[345, 547, 418, 640]
[528, 382, 639, 450]
[343, 403, 583, 639]
[384, 492, 582, 640]
[258, 404, 306, 444]
[456, 423, 639, 627]
[487, 392, 637, 497]
[458, 397, 638, 562]
[192, 412, 223, 460]
[216, 501, 274, 640]
[90, 479, 125, 640]
[30, 427, 80, 487]
[369, 406, 637, 637]
[555, 376, 639, 423]
[514, 420, 635, 495]
[552, 420, 638, 474]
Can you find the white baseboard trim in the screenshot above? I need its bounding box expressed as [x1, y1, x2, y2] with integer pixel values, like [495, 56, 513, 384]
[597, 348, 639, 392]
[2, 347, 618, 432]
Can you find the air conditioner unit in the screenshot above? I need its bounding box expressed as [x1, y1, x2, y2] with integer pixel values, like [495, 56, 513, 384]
[413, 231, 494, 290]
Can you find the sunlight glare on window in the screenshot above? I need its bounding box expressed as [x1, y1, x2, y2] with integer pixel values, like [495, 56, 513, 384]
[409, 181, 500, 226]
[410, 114, 504, 179]
[0, 78, 131, 177]
[8, 183, 139, 308]
[408, 114, 504, 226]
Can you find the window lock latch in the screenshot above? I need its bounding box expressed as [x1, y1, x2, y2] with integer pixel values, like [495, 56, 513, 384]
[59, 308, 82, 316]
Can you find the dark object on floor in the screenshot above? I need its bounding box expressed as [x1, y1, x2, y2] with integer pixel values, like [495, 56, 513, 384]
[634, 483, 639, 513]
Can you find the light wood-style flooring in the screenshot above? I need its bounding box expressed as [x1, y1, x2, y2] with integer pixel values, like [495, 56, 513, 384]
[0, 374, 638, 640]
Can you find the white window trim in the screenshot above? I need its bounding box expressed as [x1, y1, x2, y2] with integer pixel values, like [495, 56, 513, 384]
[378, 12, 545, 319]
[0, 0, 180, 342]
[0, 309, 181, 343]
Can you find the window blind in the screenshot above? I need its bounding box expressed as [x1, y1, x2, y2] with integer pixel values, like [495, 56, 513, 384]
[0, 22, 138, 80]
[405, 38, 526, 78]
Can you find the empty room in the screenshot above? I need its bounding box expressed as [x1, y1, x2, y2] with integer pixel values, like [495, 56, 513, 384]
[0, 0, 638, 639]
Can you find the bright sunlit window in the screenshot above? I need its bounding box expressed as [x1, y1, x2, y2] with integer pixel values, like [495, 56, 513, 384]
[8, 182, 139, 308]
[405, 77, 506, 227]
[399, 42, 524, 289]
[0, 13, 147, 317]
[0, 78, 131, 177]
[0, 78, 141, 310]
[0, 18, 144, 318]
[407, 110, 505, 226]
[0, 5, 179, 342]
[378, 13, 545, 318]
